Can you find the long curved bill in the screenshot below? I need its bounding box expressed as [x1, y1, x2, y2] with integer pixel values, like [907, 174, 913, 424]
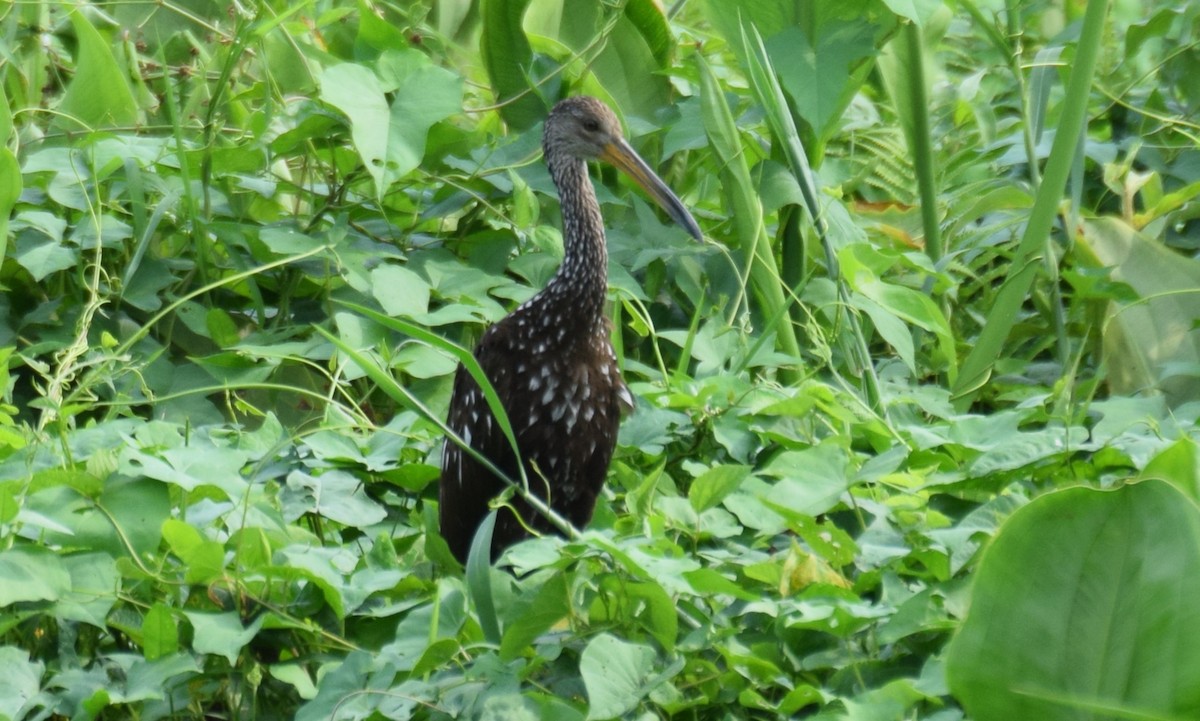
[599, 138, 703, 241]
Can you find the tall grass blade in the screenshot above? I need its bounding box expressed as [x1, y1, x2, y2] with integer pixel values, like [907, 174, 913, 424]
[739, 20, 884, 413]
[952, 0, 1109, 406]
[325, 302, 580, 539]
[466, 511, 501, 645]
[697, 54, 803, 382]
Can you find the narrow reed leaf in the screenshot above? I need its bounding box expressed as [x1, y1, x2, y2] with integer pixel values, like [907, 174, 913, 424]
[466, 511, 501, 645]
[952, 0, 1109, 405]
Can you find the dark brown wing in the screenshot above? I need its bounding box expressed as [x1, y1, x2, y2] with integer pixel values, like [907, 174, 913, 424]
[439, 323, 522, 563]
[439, 317, 628, 563]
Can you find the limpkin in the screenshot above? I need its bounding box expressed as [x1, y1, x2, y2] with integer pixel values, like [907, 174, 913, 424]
[440, 96, 702, 563]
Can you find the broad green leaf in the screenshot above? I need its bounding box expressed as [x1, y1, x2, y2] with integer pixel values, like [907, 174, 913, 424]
[1140, 437, 1200, 502]
[0, 148, 19, 268]
[765, 21, 878, 141]
[58, 11, 139, 129]
[294, 651, 374, 721]
[689, 464, 751, 513]
[946, 481, 1200, 720]
[205, 308, 240, 349]
[279, 470, 387, 528]
[0, 548, 70, 606]
[142, 603, 179, 660]
[123, 653, 201, 702]
[0, 647, 43, 721]
[320, 53, 461, 197]
[184, 611, 266, 664]
[162, 519, 226, 584]
[851, 294, 916, 374]
[55, 552, 119, 628]
[14, 239, 77, 281]
[547, 0, 673, 120]
[59, 479, 170, 559]
[625, 581, 678, 653]
[1080, 217, 1200, 407]
[580, 633, 657, 720]
[481, 0, 672, 129]
[380, 582, 468, 671]
[119, 446, 250, 500]
[480, 0, 544, 131]
[275, 546, 349, 619]
[762, 444, 853, 516]
[500, 571, 570, 659]
[371, 264, 432, 318]
[269, 663, 317, 700]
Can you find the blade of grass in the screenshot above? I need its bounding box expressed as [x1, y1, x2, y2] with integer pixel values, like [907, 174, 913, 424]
[697, 53, 803, 383]
[885, 22, 944, 265]
[325, 301, 581, 540]
[466, 511, 501, 645]
[739, 20, 885, 414]
[951, 0, 1108, 406]
[331, 301, 524, 484]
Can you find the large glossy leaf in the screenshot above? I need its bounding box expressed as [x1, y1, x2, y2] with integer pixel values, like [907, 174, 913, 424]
[1080, 217, 1200, 407]
[946, 480, 1200, 720]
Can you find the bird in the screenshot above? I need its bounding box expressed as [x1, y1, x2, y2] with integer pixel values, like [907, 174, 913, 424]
[439, 96, 703, 563]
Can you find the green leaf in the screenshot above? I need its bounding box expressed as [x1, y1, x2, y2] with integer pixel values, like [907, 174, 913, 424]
[500, 571, 570, 660]
[58, 11, 139, 129]
[205, 308, 240, 348]
[279, 470, 387, 528]
[320, 52, 461, 197]
[142, 603, 180, 660]
[1140, 437, 1200, 502]
[184, 611, 266, 664]
[123, 653, 201, 702]
[946, 480, 1200, 720]
[580, 633, 657, 720]
[1081, 217, 1200, 407]
[0, 548, 70, 606]
[765, 21, 878, 142]
[74, 479, 171, 559]
[371, 264, 432, 318]
[162, 519, 226, 584]
[0, 148, 19, 268]
[119, 446, 250, 500]
[55, 552, 119, 628]
[689, 464, 751, 513]
[0, 647, 43, 721]
[467, 510, 501, 645]
[14, 239, 77, 281]
[479, 0, 544, 131]
[762, 444, 853, 516]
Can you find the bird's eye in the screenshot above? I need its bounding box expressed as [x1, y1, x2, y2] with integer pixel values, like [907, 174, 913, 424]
[582, 118, 601, 132]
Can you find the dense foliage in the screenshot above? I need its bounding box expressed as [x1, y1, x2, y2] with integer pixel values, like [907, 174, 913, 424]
[1, 0, 1199, 719]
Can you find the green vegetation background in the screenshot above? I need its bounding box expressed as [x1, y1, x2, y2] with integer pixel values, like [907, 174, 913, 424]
[1, 0, 1199, 719]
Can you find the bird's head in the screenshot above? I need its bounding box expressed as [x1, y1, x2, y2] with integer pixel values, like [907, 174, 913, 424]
[544, 96, 703, 241]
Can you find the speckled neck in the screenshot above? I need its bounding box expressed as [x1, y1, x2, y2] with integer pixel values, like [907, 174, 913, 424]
[532, 154, 609, 335]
